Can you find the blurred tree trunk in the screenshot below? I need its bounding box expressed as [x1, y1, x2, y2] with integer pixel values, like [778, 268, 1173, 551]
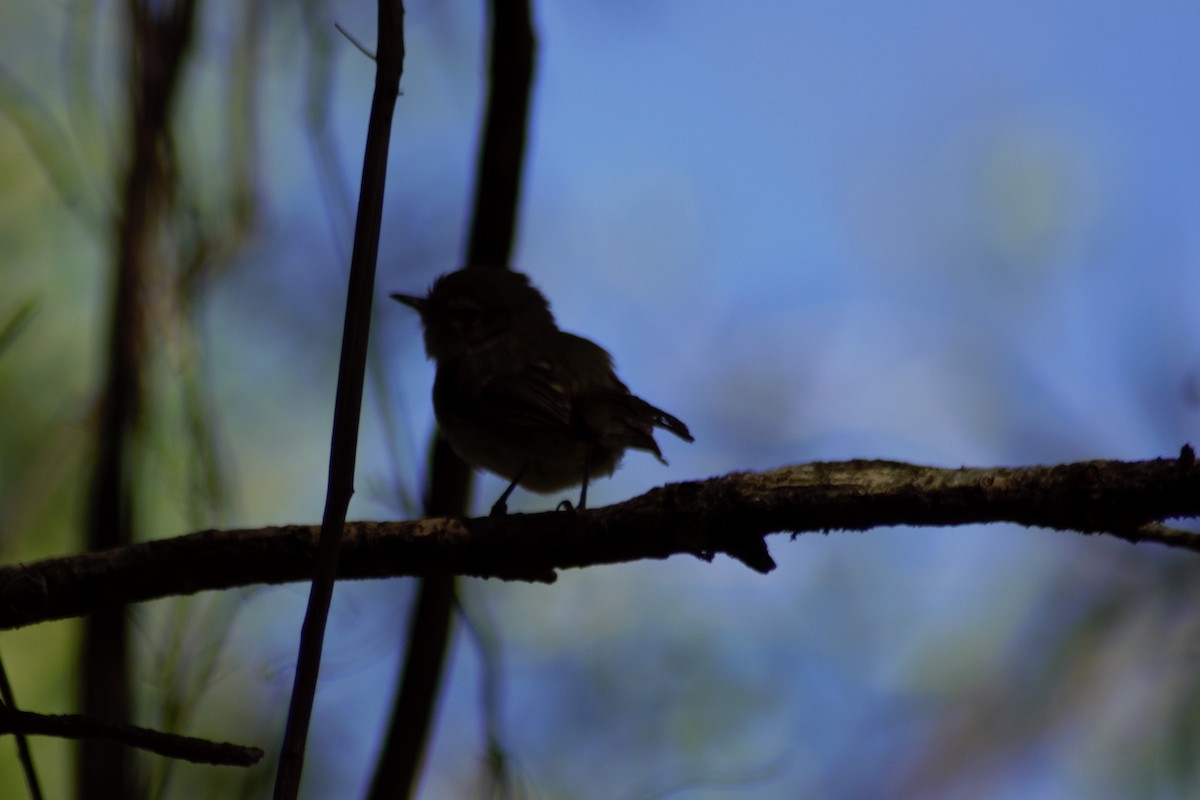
[81, 2, 197, 798]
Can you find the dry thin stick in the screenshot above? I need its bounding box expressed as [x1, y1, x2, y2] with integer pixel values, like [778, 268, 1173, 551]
[272, 3, 406, 798]
[0, 705, 262, 767]
[0, 653, 43, 800]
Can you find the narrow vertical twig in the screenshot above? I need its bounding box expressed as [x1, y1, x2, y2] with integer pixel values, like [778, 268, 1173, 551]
[271, 2, 406, 798]
[368, 0, 537, 797]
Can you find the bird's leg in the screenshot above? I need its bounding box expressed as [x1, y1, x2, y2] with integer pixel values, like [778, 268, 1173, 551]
[490, 465, 527, 518]
[577, 443, 592, 511]
[556, 445, 592, 513]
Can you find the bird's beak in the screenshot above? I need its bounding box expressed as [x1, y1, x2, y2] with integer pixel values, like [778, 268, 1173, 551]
[390, 293, 426, 313]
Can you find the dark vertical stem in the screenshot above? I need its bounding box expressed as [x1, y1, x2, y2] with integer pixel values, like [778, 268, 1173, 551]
[367, 443, 469, 800]
[367, 575, 456, 789]
[466, 0, 537, 268]
[271, 2, 406, 798]
[81, 2, 196, 798]
[368, 1, 537, 798]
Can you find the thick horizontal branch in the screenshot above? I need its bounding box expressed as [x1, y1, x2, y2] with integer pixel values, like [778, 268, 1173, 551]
[0, 704, 263, 767]
[2, 452, 1198, 630]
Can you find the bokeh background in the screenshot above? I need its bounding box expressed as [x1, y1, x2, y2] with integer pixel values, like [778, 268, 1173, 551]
[2, 0, 1199, 797]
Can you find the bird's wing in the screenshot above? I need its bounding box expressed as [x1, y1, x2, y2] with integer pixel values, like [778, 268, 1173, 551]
[474, 359, 575, 432]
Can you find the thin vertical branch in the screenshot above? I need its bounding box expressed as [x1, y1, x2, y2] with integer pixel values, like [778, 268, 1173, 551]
[83, 2, 197, 798]
[300, 0, 422, 520]
[368, 0, 537, 797]
[271, 2, 406, 798]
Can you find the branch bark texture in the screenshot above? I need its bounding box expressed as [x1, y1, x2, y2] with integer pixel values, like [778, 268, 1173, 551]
[3, 454, 1197, 632]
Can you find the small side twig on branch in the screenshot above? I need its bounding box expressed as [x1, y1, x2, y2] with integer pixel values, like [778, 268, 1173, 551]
[0, 705, 263, 767]
[0, 652, 43, 800]
[1, 453, 1198, 632]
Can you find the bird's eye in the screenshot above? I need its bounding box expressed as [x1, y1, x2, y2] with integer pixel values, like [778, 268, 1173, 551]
[449, 303, 482, 327]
